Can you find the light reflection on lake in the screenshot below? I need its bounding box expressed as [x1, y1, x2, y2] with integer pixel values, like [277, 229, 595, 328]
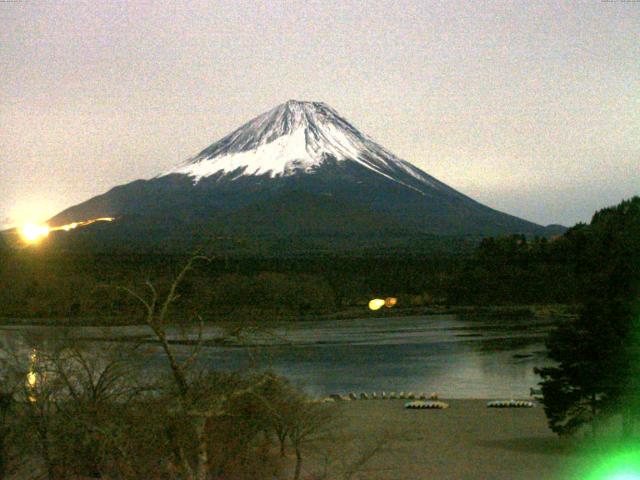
[0, 314, 555, 399]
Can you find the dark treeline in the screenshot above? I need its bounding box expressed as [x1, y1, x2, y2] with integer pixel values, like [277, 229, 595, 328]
[1, 197, 638, 322]
[447, 234, 581, 305]
[0, 249, 462, 320]
[535, 196, 640, 437]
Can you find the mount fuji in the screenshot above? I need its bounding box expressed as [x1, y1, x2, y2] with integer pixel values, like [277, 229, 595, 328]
[47, 100, 562, 252]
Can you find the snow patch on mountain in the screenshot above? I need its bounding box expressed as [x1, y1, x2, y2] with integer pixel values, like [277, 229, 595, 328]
[161, 100, 446, 195]
[169, 127, 315, 181]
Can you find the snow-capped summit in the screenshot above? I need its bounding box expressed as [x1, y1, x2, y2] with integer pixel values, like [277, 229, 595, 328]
[163, 100, 445, 194]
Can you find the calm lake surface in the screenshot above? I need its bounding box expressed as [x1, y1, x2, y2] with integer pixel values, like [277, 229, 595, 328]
[0, 314, 556, 399]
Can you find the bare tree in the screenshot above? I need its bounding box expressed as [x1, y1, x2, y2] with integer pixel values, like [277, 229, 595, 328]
[45, 333, 153, 478]
[0, 389, 11, 479]
[0, 330, 160, 480]
[308, 428, 390, 480]
[5, 336, 63, 480]
[123, 256, 276, 480]
[288, 401, 337, 480]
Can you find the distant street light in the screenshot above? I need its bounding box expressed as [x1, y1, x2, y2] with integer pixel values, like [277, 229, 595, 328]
[368, 299, 385, 311]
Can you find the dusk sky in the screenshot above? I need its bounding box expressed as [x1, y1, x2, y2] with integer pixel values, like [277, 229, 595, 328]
[1, 0, 638, 229]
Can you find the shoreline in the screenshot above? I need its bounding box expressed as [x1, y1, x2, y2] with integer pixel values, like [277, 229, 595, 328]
[323, 396, 540, 402]
[332, 398, 582, 479]
[0, 303, 576, 327]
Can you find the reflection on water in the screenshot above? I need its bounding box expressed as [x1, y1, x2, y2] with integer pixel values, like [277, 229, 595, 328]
[0, 314, 555, 399]
[27, 348, 38, 402]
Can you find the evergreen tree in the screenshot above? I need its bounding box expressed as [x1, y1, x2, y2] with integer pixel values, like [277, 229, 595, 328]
[535, 197, 640, 436]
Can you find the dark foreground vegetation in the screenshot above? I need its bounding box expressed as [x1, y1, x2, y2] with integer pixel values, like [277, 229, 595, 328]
[0, 260, 386, 479]
[535, 196, 640, 438]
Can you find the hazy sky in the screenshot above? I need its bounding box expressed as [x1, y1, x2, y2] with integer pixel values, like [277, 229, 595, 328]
[1, 0, 638, 228]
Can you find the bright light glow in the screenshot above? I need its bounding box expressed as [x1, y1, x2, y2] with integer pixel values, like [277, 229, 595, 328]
[606, 472, 640, 480]
[62, 222, 78, 231]
[27, 348, 38, 402]
[27, 371, 37, 387]
[51, 217, 114, 232]
[18, 217, 115, 245]
[20, 223, 50, 243]
[369, 299, 386, 311]
[579, 446, 640, 480]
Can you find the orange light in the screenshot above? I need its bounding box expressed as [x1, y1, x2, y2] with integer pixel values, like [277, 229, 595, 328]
[51, 217, 114, 232]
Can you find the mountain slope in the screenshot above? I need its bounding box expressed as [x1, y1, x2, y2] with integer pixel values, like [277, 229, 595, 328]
[48, 100, 562, 252]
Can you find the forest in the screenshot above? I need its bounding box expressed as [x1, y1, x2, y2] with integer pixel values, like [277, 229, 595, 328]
[2, 198, 638, 324]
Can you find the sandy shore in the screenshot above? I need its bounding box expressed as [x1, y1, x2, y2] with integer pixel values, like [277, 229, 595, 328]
[324, 399, 582, 480]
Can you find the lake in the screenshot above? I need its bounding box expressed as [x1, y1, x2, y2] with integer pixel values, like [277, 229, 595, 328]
[0, 314, 556, 399]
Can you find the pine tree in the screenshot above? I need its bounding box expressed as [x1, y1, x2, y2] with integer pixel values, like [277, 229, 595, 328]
[536, 197, 640, 437]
